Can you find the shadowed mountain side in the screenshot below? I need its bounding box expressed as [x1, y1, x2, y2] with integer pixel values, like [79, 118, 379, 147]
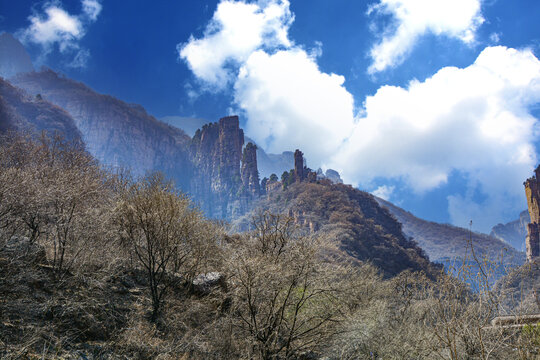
[0, 78, 81, 141]
[232, 181, 441, 278]
[10, 69, 194, 191]
[490, 210, 529, 252]
[374, 197, 526, 268]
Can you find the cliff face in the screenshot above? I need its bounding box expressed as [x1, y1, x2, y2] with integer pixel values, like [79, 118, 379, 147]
[190, 116, 260, 219]
[490, 210, 529, 252]
[524, 167, 540, 261]
[10, 69, 193, 191]
[0, 78, 81, 141]
[241, 142, 260, 197]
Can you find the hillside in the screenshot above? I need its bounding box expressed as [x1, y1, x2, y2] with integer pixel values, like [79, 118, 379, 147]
[233, 180, 441, 278]
[10, 69, 194, 191]
[0, 78, 81, 141]
[374, 197, 526, 269]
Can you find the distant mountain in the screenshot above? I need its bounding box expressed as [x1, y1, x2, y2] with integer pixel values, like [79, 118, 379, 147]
[233, 180, 441, 278]
[374, 197, 526, 269]
[0, 33, 33, 79]
[490, 210, 529, 252]
[10, 69, 194, 191]
[0, 78, 81, 141]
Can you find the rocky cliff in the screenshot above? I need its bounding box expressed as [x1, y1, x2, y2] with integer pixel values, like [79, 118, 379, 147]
[524, 166, 540, 261]
[190, 116, 260, 219]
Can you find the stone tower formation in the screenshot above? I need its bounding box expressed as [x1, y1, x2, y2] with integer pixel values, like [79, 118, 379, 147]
[524, 165, 540, 261]
[190, 115, 260, 219]
[294, 149, 305, 182]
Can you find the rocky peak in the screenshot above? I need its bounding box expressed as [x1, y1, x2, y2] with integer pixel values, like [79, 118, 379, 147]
[190, 116, 260, 219]
[524, 166, 540, 261]
[241, 142, 260, 197]
[294, 149, 304, 182]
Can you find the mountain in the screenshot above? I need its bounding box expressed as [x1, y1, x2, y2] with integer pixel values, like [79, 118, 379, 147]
[490, 210, 529, 252]
[8, 70, 266, 219]
[374, 197, 526, 269]
[10, 69, 194, 191]
[0, 33, 33, 79]
[0, 78, 81, 141]
[233, 181, 440, 278]
[232, 159, 440, 277]
[256, 148, 294, 179]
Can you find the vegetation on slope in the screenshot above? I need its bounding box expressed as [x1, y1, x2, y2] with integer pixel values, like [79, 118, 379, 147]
[233, 180, 440, 278]
[1, 133, 539, 359]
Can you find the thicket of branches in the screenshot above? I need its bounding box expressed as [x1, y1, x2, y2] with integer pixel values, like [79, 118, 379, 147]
[0, 132, 539, 359]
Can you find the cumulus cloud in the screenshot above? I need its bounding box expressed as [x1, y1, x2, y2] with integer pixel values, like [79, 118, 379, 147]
[235, 49, 355, 164]
[17, 0, 101, 65]
[178, 0, 293, 88]
[367, 0, 484, 74]
[331, 46, 540, 230]
[180, 1, 540, 231]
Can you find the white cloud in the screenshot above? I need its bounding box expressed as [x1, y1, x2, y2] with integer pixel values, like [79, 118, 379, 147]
[17, 0, 101, 65]
[82, 0, 103, 21]
[235, 49, 355, 165]
[20, 5, 84, 52]
[178, 0, 293, 88]
[331, 46, 540, 230]
[367, 0, 484, 74]
[372, 185, 395, 201]
[179, 1, 540, 231]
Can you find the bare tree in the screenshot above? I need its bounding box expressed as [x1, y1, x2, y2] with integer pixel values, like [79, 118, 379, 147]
[114, 172, 217, 321]
[225, 211, 362, 359]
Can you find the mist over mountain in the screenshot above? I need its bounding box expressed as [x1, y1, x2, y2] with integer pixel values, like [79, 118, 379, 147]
[10, 69, 194, 191]
[0, 33, 33, 79]
[490, 210, 529, 252]
[0, 77, 81, 141]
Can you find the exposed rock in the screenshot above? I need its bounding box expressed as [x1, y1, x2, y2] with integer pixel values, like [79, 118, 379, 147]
[524, 166, 540, 261]
[190, 116, 259, 219]
[316, 168, 343, 184]
[241, 142, 260, 197]
[294, 149, 304, 182]
[4, 236, 47, 263]
[0, 33, 33, 79]
[192, 272, 226, 294]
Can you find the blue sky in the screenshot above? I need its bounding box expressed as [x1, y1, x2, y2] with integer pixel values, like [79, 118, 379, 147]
[1, 0, 540, 233]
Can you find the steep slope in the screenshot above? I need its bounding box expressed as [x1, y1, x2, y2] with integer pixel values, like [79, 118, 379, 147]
[0, 33, 33, 79]
[374, 197, 526, 268]
[0, 78, 81, 140]
[10, 69, 194, 191]
[490, 210, 529, 252]
[233, 180, 440, 278]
